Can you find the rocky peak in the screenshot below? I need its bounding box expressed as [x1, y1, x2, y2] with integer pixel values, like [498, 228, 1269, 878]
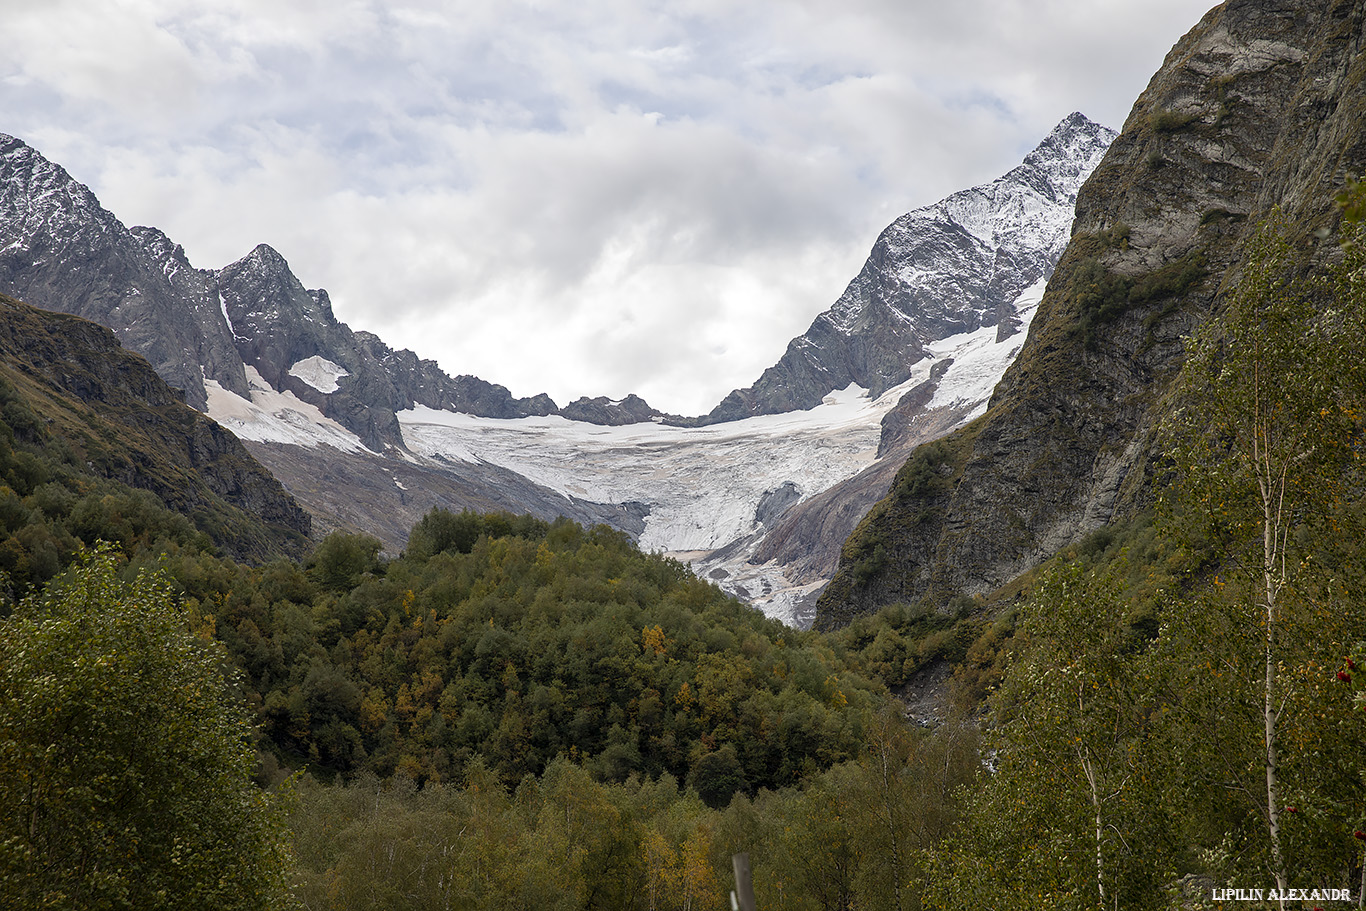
[128, 225, 188, 276]
[216, 243, 344, 389]
[308, 288, 339, 322]
[128, 225, 252, 399]
[701, 113, 1116, 424]
[0, 133, 106, 237]
[0, 134, 220, 410]
[1010, 111, 1117, 206]
[561, 394, 663, 425]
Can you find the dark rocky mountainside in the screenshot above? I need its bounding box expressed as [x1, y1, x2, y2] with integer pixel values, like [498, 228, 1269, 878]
[0, 135, 652, 450]
[0, 293, 311, 560]
[561, 394, 665, 425]
[0, 137, 231, 412]
[702, 113, 1116, 425]
[815, 0, 1366, 629]
[210, 242, 584, 449]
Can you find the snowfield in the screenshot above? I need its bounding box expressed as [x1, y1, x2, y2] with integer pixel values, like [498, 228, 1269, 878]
[289, 355, 351, 393]
[399, 277, 1043, 556]
[399, 379, 918, 554]
[927, 278, 1044, 413]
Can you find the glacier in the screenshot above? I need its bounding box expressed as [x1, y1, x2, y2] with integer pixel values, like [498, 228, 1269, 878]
[390, 278, 1045, 625]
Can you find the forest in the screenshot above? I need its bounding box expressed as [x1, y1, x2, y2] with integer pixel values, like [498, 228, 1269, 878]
[3, 203, 1366, 909]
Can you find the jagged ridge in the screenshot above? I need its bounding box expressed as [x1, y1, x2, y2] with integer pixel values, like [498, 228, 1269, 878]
[0, 136, 667, 450]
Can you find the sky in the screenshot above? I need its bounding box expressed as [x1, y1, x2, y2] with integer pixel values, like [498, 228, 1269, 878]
[1, 0, 1217, 415]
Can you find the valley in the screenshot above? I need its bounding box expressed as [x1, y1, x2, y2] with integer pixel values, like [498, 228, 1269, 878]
[9, 2, 1366, 906]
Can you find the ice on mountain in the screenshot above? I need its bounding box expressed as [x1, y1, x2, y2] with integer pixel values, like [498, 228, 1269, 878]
[926, 277, 1046, 414]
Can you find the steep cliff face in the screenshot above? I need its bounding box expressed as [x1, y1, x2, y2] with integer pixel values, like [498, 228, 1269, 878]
[815, 0, 1366, 629]
[211, 244, 404, 450]
[0, 293, 311, 560]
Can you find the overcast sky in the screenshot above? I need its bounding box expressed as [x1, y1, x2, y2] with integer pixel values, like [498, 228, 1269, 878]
[2, 0, 1216, 415]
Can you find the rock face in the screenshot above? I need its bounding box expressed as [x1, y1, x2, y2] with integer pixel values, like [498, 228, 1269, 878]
[561, 394, 664, 425]
[814, 0, 1366, 629]
[170, 241, 565, 450]
[129, 226, 253, 401]
[0, 293, 311, 560]
[703, 113, 1116, 424]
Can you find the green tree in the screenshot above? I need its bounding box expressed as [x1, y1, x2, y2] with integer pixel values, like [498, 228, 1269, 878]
[1170, 211, 1360, 893]
[928, 563, 1171, 910]
[0, 548, 294, 910]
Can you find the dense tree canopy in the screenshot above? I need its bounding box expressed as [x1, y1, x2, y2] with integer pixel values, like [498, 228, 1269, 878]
[178, 511, 883, 802]
[0, 548, 293, 910]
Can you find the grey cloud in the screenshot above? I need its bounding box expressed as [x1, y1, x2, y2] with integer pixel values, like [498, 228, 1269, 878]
[0, 0, 1217, 412]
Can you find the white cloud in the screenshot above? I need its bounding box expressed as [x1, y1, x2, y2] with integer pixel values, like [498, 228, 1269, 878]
[0, 0, 1217, 414]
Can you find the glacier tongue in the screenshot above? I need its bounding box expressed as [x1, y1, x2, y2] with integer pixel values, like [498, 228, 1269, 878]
[0, 118, 1115, 628]
[191, 115, 1107, 627]
[687, 277, 1048, 626]
[398, 376, 929, 555]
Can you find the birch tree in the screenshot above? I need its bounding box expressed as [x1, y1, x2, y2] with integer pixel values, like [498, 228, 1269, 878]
[1171, 211, 1357, 896]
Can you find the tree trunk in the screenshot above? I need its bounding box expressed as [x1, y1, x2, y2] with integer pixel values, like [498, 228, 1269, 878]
[1082, 750, 1105, 909]
[1259, 449, 1288, 904]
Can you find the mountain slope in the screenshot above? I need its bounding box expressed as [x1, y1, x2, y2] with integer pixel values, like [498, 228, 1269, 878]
[704, 113, 1115, 424]
[814, 0, 1366, 629]
[0, 137, 235, 411]
[0, 293, 311, 561]
[0, 116, 1113, 623]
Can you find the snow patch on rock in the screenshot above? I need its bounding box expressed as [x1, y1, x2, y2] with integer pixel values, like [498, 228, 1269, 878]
[289, 355, 350, 393]
[926, 277, 1046, 416]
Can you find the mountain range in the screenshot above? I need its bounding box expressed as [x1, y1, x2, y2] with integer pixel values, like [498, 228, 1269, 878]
[0, 0, 1359, 640]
